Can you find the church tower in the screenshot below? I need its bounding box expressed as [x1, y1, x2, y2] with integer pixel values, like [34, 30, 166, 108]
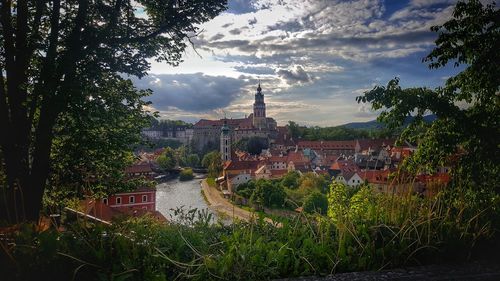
[220, 119, 231, 162]
[252, 83, 267, 129]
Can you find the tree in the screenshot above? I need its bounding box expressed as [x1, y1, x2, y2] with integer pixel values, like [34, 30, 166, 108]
[157, 147, 176, 171]
[287, 121, 301, 140]
[303, 191, 328, 214]
[186, 154, 200, 168]
[0, 0, 227, 223]
[246, 136, 268, 155]
[251, 179, 285, 208]
[281, 171, 300, 189]
[202, 151, 222, 178]
[46, 77, 151, 206]
[299, 172, 328, 193]
[357, 0, 499, 191]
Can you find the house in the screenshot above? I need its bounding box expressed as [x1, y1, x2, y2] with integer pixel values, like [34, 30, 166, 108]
[355, 139, 395, 155]
[298, 140, 356, 155]
[125, 163, 155, 179]
[269, 155, 288, 170]
[222, 160, 263, 193]
[66, 196, 166, 225]
[331, 160, 362, 187]
[227, 173, 253, 193]
[335, 170, 363, 187]
[102, 187, 157, 212]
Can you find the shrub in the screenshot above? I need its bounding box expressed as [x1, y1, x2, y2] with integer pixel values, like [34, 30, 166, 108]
[179, 168, 194, 181]
[303, 191, 328, 214]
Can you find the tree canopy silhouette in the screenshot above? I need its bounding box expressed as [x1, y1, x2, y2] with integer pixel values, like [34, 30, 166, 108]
[0, 0, 227, 223]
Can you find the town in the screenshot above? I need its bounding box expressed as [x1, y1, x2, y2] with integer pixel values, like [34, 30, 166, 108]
[83, 83, 452, 225]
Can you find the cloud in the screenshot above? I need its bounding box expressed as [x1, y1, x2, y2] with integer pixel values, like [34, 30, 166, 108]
[132, 73, 247, 112]
[234, 65, 276, 75]
[209, 33, 225, 41]
[276, 65, 311, 84]
[141, 0, 466, 126]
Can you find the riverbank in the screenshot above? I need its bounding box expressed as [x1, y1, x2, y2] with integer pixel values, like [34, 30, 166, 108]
[201, 179, 280, 225]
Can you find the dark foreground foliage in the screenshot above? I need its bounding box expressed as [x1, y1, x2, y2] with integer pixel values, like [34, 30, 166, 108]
[2, 186, 498, 281]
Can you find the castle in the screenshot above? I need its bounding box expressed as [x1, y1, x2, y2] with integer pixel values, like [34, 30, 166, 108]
[192, 84, 278, 152]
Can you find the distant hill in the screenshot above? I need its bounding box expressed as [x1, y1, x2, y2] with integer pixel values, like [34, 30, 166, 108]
[342, 115, 437, 130]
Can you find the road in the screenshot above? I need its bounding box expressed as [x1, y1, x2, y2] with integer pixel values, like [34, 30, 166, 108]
[200, 179, 280, 226]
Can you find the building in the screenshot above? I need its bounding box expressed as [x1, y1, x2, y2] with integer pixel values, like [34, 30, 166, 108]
[142, 124, 193, 145]
[220, 119, 231, 162]
[125, 163, 155, 179]
[102, 188, 156, 212]
[192, 84, 278, 151]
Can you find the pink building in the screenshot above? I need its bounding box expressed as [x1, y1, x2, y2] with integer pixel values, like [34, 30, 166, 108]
[102, 188, 156, 212]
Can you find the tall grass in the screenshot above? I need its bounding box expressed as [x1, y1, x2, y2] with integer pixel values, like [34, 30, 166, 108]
[1, 183, 498, 281]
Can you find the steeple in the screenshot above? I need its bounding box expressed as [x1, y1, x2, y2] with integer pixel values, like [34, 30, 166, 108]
[220, 118, 231, 161]
[253, 83, 266, 129]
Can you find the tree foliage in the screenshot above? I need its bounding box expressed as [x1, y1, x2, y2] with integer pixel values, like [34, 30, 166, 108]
[202, 151, 222, 178]
[303, 191, 328, 214]
[280, 171, 300, 189]
[250, 179, 286, 208]
[0, 0, 227, 222]
[185, 154, 200, 168]
[357, 0, 499, 191]
[157, 147, 176, 170]
[46, 78, 151, 207]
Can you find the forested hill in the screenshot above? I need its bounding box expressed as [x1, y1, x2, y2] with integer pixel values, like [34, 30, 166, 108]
[342, 115, 437, 130]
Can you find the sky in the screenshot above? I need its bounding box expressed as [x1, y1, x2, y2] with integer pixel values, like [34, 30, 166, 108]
[132, 0, 465, 127]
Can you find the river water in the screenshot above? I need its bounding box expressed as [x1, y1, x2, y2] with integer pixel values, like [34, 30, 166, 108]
[155, 174, 218, 223]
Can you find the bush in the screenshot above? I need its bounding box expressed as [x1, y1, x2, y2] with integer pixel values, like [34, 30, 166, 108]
[179, 168, 194, 181]
[303, 191, 328, 214]
[251, 180, 286, 208]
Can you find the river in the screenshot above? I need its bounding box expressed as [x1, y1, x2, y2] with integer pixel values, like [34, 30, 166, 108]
[155, 174, 218, 223]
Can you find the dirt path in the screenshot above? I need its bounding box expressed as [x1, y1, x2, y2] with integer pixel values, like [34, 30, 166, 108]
[201, 179, 279, 226]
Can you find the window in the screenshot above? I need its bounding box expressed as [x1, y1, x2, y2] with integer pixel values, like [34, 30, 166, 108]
[129, 196, 135, 203]
[103, 198, 108, 205]
[142, 195, 148, 202]
[116, 197, 122, 204]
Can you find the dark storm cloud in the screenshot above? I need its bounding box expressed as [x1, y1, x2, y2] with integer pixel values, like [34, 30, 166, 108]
[132, 73, 246, 111]
[276, 66, 311, 84]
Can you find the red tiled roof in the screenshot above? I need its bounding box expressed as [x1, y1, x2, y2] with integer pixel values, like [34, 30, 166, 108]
[80, 199, 122, 223]
[224, 160, 261, 171]
[287, 151, 309, 163]
[357, 139, 395, 151]
[359, 169, 391, 184]
[269, 156, 287, 162]
[298, 140, 356, 150]
[330, 160, 358, 171]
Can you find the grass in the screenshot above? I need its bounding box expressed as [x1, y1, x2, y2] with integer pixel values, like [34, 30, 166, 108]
[206, 177, 216, 187]
[1, 183, 499, 281]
